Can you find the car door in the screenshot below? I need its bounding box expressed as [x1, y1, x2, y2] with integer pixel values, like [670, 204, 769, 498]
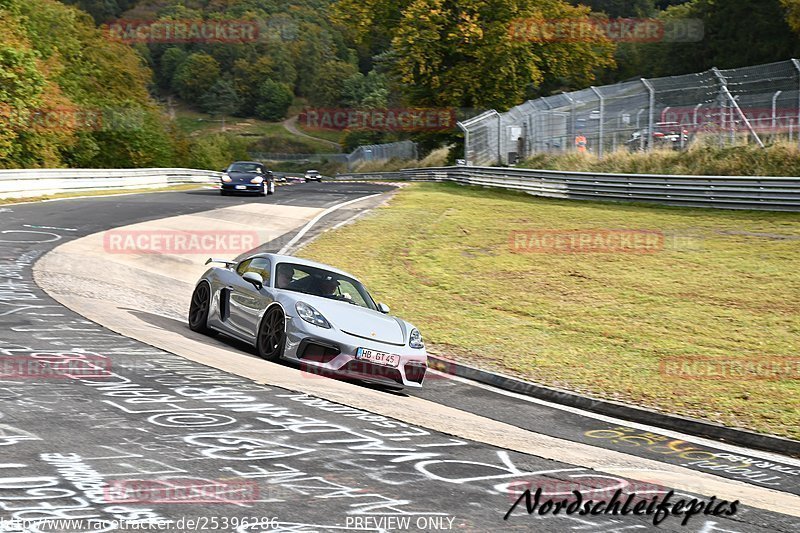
[227, 258, 274, 341]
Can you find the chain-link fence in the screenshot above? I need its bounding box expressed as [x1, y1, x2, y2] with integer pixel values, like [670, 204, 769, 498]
[250, 140, 418, 170]
[459, 59, 800, 166]
[346, 140, 418, 170]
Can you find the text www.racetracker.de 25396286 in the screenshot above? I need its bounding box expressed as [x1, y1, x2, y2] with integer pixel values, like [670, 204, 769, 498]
[0, 516, 281, 532]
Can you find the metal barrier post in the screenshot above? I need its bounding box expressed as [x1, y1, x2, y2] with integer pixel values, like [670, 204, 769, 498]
[457, 121, 470, 164]
[641, 78, 655, 152]
[490, 110, 502, 164]
[792, 59, 800, 147]
[590, 86, 604, 158]
[772, 90, 782, 132]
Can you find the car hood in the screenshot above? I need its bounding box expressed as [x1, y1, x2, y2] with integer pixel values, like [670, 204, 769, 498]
[227, 171, 262, 183]
[297, 296, 406, 345]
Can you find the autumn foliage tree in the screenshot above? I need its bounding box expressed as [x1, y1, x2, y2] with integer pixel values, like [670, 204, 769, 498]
[333, 0, 616, 110]
[1, 0, 175, 168]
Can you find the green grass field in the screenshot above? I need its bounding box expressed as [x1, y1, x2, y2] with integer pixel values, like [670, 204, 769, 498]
[173, 108, 335, 154]
[299, 183, 800, 439]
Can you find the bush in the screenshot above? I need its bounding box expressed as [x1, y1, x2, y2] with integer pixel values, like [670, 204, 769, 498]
[254, 81, 293, 121]
[519, 141, 800, 177]
[187, 134, 250, 170]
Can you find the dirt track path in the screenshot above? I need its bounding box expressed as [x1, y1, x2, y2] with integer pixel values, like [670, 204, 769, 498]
[283, 115, 342, 150]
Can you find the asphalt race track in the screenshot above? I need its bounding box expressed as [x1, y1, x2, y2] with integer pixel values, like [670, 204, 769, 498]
[0, 182, 798, 533]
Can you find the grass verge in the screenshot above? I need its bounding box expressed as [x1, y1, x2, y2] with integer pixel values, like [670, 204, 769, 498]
[298, 182, 800, 439]
[519, 141, 800, 176]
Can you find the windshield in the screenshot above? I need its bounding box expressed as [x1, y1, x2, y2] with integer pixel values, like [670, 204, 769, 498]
[275, 262, 377, 311]
[229, 163, 262, 173]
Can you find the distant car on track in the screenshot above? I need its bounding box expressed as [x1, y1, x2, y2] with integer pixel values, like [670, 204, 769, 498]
[625, 122, 690, 152]
[304, 170, 323, 182]
[188, 253, 428, 389]
[220, 161, 275, 196]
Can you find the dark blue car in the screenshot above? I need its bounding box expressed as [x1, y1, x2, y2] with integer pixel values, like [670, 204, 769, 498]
[220, 161, 275, 196]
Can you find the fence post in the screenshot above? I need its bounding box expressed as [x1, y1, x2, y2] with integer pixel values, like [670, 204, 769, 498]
[636, 109, 645, 151]
[489, 110, 502, 165]
[641, 78, 655, 152]
[541, 98, 552, 152]
[590, 86, 604, 158]
[693, 103, 702, 131]
[712, 67, 765, 148]
[457, 121, 469, 164]
[565, 94, 576, 152]
[792, 59, 800, 147]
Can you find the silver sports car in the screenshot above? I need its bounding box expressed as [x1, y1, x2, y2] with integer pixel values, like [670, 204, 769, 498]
[188, 253, 428, 388]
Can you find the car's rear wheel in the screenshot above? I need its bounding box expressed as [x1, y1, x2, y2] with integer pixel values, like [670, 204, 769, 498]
[257, 307, 285, 361]
[189, 283, 215, 334]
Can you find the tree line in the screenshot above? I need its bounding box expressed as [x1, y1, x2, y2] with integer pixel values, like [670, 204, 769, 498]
[2, 0, 800, 168]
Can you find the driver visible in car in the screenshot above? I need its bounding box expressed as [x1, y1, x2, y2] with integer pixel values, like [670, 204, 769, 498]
[276, 265, 294, 289]
[317, 278, 338, 297]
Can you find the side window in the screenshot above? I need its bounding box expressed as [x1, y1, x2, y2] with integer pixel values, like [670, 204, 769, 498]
[236, 258, 271, 284]
[236, 259, 252, 276]
[244, 258, 271, 284]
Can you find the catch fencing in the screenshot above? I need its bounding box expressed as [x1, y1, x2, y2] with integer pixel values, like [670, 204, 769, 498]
[459, 60, 800, 165]
[250, 140, 418, 171]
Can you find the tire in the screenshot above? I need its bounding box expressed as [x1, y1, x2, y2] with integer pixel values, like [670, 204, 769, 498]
[189, 283, 215, 334]
[257, 306, 286, 361]
[267, 182, 274, 195]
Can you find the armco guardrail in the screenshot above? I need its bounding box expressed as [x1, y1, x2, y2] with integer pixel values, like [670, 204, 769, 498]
[335, 166, 800, 211]
[0, 168, 221, 200]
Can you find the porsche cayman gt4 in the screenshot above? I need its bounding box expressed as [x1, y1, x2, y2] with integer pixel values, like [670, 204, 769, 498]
[189, 253, 428, 388]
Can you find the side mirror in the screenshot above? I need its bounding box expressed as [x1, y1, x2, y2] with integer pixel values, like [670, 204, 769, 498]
[377, 303, 390, 314]
[242, 272, 263, 290]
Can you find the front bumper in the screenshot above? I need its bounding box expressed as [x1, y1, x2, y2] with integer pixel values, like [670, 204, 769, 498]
[283, 315, 427, 388]
[221, 183, 265, 194]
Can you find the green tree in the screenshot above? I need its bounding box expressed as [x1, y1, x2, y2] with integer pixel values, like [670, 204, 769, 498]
[635, 0, 800, 76]
[2, 0, 176, 168]
[157, 47, 187, 91]
[334, 0, 616, 109]
[254, 80, 293, 121]
[342, 70, 389, 108]
[568, 0, 655, 17]
[292, 22, 338, 96]
[308, 60, 359, 107]
[172, 53, 220, 102]
[200, 80, 242, 130]
[781, 0, 800, 33]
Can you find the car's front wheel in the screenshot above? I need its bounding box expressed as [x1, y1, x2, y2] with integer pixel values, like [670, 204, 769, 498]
[188, 283, 215, 334]
[257, 307, 285, 361]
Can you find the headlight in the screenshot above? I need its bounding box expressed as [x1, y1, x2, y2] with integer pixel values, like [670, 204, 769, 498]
[221, 174, 231, 182]
[409, 328, 424, 349]
[250, 176, 264, 184]
[295, 302, 331, 328]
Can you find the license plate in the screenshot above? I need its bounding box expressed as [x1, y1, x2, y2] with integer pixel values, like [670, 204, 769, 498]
[356, 348, 399, 367]
[235, 185, 246, 190]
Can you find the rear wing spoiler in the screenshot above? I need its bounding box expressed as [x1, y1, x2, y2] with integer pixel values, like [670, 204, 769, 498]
[205, 258, 237, 268]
